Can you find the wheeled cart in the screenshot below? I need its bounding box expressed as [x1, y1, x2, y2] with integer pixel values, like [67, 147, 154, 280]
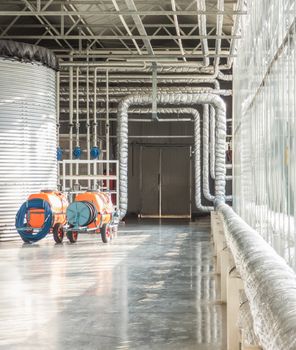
[65, 191, 119, 243]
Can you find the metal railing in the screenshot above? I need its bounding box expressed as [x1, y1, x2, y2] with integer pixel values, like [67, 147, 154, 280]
[58, 159, 119, 210]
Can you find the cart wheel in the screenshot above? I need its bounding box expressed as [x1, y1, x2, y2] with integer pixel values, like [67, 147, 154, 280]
[53, 223, 64, 244]
[66, 230, 78, 243]
[101, 224, 111, 243]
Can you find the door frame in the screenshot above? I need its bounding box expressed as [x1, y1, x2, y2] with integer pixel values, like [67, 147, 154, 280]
[139, 144, 192, 219]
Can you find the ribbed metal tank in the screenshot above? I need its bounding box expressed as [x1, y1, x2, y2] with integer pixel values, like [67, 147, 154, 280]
[0, 45, 57, 241]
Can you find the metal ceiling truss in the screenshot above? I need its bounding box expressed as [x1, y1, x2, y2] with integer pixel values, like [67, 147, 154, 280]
[0, 0, 246, 69]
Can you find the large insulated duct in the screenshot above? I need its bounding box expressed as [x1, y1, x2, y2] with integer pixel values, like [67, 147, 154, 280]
[210, 105, 216, 179]
[217, 201, 296, 350]
[117, 93, 227, 218]
[0, 40, 58, 240]
[193, 108, 213, 213]
[203, 105, 232, 202]
[115, 106, 213, 212]
[202, 105, 214, 202]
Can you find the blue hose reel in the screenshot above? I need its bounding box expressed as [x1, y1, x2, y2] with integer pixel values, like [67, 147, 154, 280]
[66, 201, 97, 228]
[73, 146, 82, 159]
[15, 198, 53, 243]
[90, 146, 100, 159]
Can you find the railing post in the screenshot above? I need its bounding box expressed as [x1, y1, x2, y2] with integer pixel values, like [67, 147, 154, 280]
[227, 267, 244, 350]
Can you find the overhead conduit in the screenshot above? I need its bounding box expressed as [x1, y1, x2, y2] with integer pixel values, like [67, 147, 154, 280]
[117, 93, 227, 219]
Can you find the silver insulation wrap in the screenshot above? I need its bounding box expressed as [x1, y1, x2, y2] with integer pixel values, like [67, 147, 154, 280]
[210, 105, 216, 179]
[0, 58, 57, 240]
[217, 202, 296, 350]
[202, 105, 215, 202]
[117, 93, 227, 218]
[194, 108, 213, 213]
[0, 40, 59, 71]
[238, 290, 259, 347]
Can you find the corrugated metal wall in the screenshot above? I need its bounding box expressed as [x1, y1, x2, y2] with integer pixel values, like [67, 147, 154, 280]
[233, 0, 296, 268]
[0, 58, 57, 241]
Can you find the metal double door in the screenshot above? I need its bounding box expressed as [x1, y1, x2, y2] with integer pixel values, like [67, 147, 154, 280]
[140, 145, 191, 218]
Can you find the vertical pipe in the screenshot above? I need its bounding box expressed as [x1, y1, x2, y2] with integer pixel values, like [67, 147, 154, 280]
[210, 105, 216, 179]
[86, 63, 91, 189]
[76, 67, 80, 148]
[56, 71, 60, 145]
[116, 161, 119, 210]
[106, 69, 110, 189]
[56, 71, 60, 185]
[69, 59, 73, 189]
[62, 161, 66, 191]
[75, 67, 79, 184]
[93, 68, 98, 147]
[203, 105, 215, 201]
[152, 66, 158, 120]
[93, 68, 98, 188]
[159, 148, 162, 217]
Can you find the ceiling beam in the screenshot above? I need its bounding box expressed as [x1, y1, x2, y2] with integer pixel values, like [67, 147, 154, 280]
[2, 35, 241, 40]
[124, 0, 154, 55]
[3, 24, 234, 29]
[0, 10, 247, 16]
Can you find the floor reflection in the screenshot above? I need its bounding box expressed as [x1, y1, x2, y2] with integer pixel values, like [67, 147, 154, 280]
[0, 218, 225, 349]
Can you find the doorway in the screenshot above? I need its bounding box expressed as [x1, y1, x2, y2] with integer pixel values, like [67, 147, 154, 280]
[139, 145, 192, 218]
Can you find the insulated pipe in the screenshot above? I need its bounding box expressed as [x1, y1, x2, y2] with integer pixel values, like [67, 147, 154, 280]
[209, 105, 232, 180]
[117, 106, 215, 211]
[217, 71, 232, 81]
[217, 201, 296, 350]
[60, 62, 147, 68]
[202, 105, 215, 201]
[59, 88, 232, 98]
[117, 93, 226, 218]
[60, 61, 211, 71]
[210, 105, 216, 179]
[60, 117, 192, 123]
[203, 105, 232, 201]
[193, 109, 213, 213]
[60, 75, 223, 84]
[59, 75, 221, 88]
[60, 62, 223, 78]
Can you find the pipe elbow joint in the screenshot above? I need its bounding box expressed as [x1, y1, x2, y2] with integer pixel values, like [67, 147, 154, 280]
[214, 196, 225, 209]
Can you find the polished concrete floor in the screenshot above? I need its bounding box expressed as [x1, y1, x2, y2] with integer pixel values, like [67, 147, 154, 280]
[0, 217, 226, 350]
